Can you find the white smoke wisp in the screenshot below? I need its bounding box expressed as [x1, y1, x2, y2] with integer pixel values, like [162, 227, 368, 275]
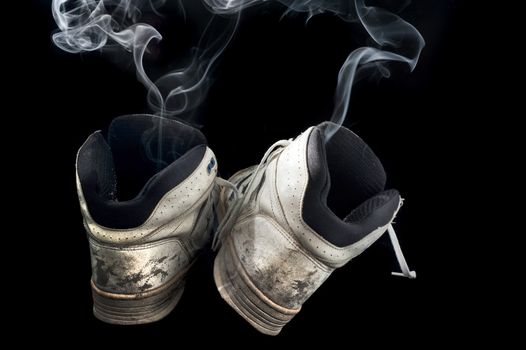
[52, 0, 239, 121]
[148, 13, 240, 119]
[52, 0, 164, 109]
[328, 0, 425, 139]
[203, 0, 425, 139]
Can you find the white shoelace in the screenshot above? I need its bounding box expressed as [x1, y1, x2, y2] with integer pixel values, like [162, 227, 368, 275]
[212, 139, 292, 251]
[388, 224, 416, 278]
[212, 139, 416, 279]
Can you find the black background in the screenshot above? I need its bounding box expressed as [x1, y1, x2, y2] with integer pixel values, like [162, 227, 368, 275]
[21, 0, 482, 345]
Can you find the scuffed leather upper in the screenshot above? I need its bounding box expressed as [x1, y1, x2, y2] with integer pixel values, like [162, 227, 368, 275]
[228, 127, 400, 309]
[77, 146, 218, 294]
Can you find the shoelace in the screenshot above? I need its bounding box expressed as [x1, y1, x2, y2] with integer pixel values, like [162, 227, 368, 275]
[212, 139, 292, 251]
[212, 139, 416, 279]
[388, 224, 416, 279]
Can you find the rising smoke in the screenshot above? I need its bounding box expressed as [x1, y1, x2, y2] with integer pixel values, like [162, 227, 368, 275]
[52, 0, 424, 140]
[202, 0, 424, 138]
[52, 0, 239, 122]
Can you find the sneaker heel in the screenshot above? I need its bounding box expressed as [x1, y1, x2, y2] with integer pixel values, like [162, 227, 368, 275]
[90, 277, 185, 325]
[214, 238, 300, 335]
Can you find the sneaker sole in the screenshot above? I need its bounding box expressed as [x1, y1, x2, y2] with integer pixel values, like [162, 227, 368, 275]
[91, 264, 190, 325]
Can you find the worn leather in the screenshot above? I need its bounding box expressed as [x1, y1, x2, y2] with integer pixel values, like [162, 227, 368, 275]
[228, 128, 400, 309]
[77, 147, 218, 294]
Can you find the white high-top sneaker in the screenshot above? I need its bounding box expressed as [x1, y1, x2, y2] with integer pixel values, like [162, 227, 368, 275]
[213, 122, 415, 335]
[76, 115, 218, 324]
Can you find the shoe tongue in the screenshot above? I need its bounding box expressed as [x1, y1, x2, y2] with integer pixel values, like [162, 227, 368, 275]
[306, 127, 332, 202]
[77, 132, 117, 201]
[107, 115, 207, 200]
[307, 122, 387, 219]
[108, 114, 206, 166]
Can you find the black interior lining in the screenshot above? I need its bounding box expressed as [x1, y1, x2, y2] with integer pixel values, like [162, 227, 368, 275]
[77, 115, 207, 229]
[302, 122, 399, 247]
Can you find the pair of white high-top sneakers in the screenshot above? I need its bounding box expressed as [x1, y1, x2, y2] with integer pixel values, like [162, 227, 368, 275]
[76, 114, 415, 334]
